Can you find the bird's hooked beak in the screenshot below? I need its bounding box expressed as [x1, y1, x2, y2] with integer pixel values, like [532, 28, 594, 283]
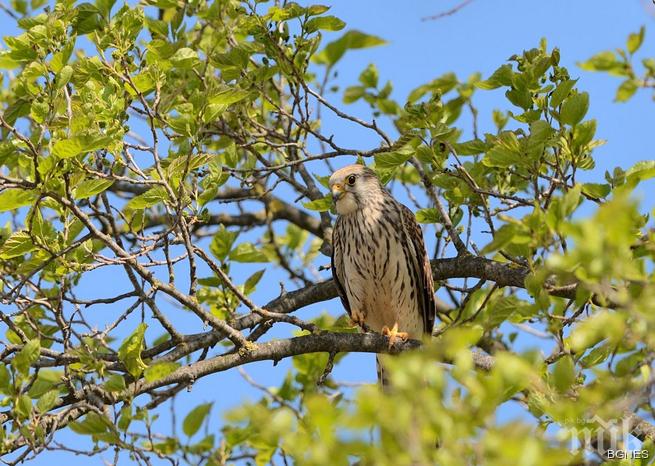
[331, 183, 345, 201]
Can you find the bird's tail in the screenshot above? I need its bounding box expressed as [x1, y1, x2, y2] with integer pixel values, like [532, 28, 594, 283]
[376, 354, 390, 389]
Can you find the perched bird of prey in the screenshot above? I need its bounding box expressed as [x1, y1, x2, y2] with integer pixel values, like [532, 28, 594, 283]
[330, 164, 436, 383]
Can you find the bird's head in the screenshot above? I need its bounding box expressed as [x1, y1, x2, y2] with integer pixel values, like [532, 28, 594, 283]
[328, 164, 382, 215]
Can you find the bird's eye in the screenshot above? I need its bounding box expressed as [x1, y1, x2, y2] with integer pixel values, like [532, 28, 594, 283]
[347, 175, 357, 185]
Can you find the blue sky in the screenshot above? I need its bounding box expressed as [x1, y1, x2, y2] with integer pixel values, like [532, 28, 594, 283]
[323, 0, 655, 178]
[3, 0, 655, 464]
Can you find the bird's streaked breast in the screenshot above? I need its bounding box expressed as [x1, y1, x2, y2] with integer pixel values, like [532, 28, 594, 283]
[333, 198, 424, 339]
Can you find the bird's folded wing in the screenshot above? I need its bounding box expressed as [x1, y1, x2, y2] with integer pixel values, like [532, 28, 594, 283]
[400, 204, 436, 335]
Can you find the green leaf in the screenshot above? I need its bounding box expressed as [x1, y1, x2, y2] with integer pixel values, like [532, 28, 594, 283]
[50, 41, 74, 73]
[492, 110, 509, 130]
[74, 3, 102, 35]
[203, 103, 227, 122]
[0, 364, 10, 392]
[505, 87, 532, 110]
[292, 353, 332, 388]
[305, 15, 345, 33]
[286, 224, 307, 250]
[70, 412, 111, 435]
[52, 138, 84, 159]
[12, 339, 40, 376]
[415, 208, 441, 224]
[16, 394, 32, 418]
[475, 64, 513, 90]
[615, 79, 638, 102]
[27, 373, 55, 398]
[4, 99, 30, 126]
[210, 226, 238, 261]
[580, 343, 610, 368]
[229, 243, 268, 263]
[313, 30, 386, 66]
[52, 135, 112, 159]
[131, 72, 156, 94]
[209, 87, 251, 106]
[481, 224, 518, 254]
[0, 189, 36, 212]
[572, 119, 597, 148]
[528, 120, 555, 147]
[454, 139, 486, 155]
[483, 150, 525, 168]
[244, 269, 265, 295]
[144, 0, 178, 8]
[483, 132, 524, 168]
[117, 323, 148, 377]
[408, 72, 458, 102]
[359, 63, 378, 88]
[188, 434, 215, 454]
[559, 92, 589, 126]
[0, 231, 37, 259]
[104, 374, 127, 392]
[170, 47, 198, 69]
[568, 312, 625, 352]
[118, 405, 132, 431]
[627, 26, 645, 54]
[183, 403, 212, 437]
[615, 350, 644, 376]
[56, 65, 73, 88]
[374, 151, 411, 170]
[256, 445, 276, 466]
[581, 183, 611, 199]
[550, 79, 577, 108]
[625, 160, 655, 186]
[552, 355, 575, 393]
[27, 372, 63, 399]
[343, 85, 365, 104]
[307, 5, 330, 16]
[265, 3, 305, 20]
[36, 389, 59, 413]
[560, 184, 582, 217]
[152, 438, 180, 455]
[644, 58, 655, 74]
[126, 186, 169, 210]
[415, 145, 433, 163]
[302, 196, 332, 212]
[375, 168, 396, 186]
[0, 51, 20, 69]
[24, 218, 49, 250]
[484, 296, 526, 330]
[30, 101, 48, 124]
[166, 154, 214, 181]
[578, 51, 619, 72]
[73, 179, 115, 200]
[144, 361, 180, 382]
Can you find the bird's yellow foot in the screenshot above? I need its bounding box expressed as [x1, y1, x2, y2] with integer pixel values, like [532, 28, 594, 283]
[349, 316, 362, 328]
[350, 312, 367, 329]
[382, 323, 409, 349]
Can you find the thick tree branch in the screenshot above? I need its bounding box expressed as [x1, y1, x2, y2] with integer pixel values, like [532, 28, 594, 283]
[7, 329, 652, 456]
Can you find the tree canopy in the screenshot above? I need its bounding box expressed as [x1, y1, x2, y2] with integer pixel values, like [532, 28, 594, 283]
[0, 1, 654, 465]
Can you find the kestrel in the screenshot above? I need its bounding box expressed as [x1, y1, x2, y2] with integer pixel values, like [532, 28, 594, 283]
[330, 164, 436, 383]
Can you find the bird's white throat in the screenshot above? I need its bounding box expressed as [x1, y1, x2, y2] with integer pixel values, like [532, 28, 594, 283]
[334, 194, 359, 215]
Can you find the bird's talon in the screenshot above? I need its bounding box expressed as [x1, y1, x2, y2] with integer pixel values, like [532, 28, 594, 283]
[349, 316, 363, 329]
[382, 323, 409, 349]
